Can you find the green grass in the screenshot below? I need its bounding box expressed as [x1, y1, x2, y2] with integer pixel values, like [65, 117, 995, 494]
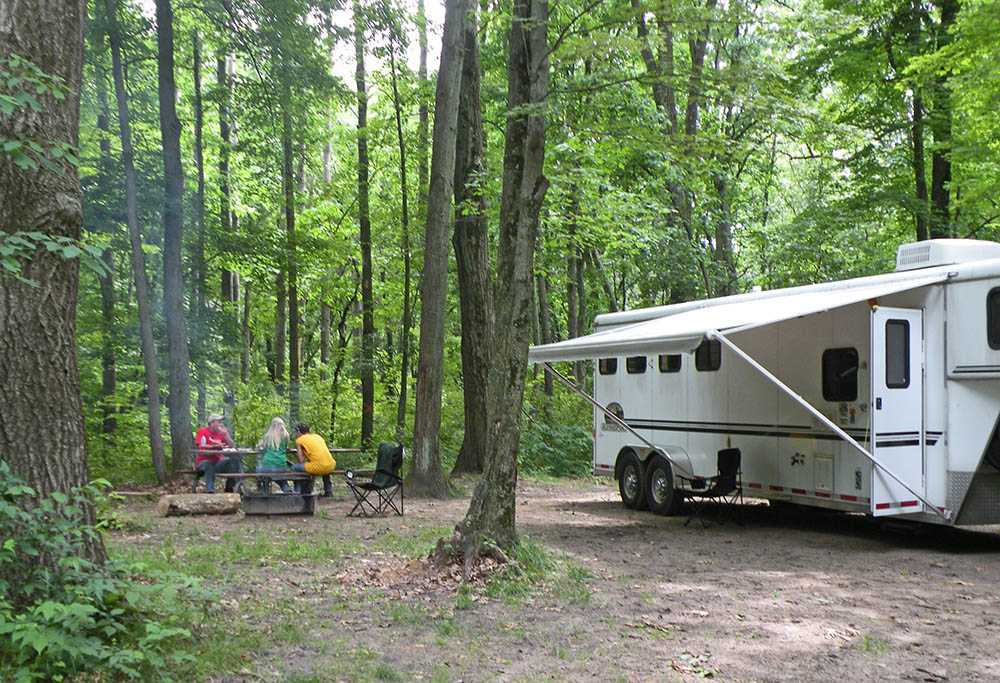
[372, 525, 453, 558]
[859, 634, 889, 655]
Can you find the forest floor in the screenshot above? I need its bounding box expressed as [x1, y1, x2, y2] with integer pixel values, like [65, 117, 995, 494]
[109, 477, 1000, 682]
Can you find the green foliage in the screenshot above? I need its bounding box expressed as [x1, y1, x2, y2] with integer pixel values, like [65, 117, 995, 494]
[0, 461, 210, 681]
[518, 418, 593, 478]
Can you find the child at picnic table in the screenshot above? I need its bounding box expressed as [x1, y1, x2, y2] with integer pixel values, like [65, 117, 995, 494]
[194, 414, 238, 493]
[255, 417, 292, 494]
[293, 423, 336, 495]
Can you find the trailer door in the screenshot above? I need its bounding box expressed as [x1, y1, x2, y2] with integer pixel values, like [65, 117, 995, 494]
[871, 307, 924, 516]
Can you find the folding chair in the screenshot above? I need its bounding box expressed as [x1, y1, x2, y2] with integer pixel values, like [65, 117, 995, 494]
[345, 442, 404, 517]
[683, 448, 742, 527]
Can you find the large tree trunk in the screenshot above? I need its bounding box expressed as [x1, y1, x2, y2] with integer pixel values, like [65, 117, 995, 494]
[410, 0, 470, 497]
[388, 47, 414, 443]
[929, 0, 957, 238]
[451, 10, 491, 476]
[155, 0, 193, 472]
[192, 31, 207, 425]
[354, 0, 375, 448]
[282, 92, 300, 423]
[275, 268, 286, 389]
[106, 0, 168, 484]
[217, 51, 233, 239]
[0, 0, 105, 562]
[417, 0, 430, 216]
[94, 63, 118, 438]
[458, 0, 549, 554]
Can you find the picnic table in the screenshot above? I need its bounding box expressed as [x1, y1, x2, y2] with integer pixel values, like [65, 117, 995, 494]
[181, 446, 362, 493]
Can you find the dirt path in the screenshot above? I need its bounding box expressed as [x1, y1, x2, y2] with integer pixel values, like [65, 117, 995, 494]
[112, 479, 1000, 682]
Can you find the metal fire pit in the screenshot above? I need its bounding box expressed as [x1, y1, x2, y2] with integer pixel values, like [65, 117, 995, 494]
[242, 492, 317, 516]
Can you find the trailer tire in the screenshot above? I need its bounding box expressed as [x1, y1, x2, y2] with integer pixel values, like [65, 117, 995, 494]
[617, 450, 647, 510]
[645, 454, 682, 516]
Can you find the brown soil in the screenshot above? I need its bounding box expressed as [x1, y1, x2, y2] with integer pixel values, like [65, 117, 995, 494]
[111, 479, 1000, 682]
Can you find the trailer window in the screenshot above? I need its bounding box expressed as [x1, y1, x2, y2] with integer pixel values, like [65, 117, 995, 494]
[695, 339, 722, 372]
[822, 347, 858, 401]
[626, 356, 647, 374]
[598, 358, 617, 375]
[988, 288, 1000, 349]
[658, 354, 682, 373]
[885, 320, 910, 389]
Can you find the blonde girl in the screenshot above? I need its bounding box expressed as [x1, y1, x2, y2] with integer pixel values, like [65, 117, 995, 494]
[255, 417, 291, 493]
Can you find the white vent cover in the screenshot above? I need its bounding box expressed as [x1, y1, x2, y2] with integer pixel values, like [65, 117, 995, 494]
[895, 239, 1000, 272]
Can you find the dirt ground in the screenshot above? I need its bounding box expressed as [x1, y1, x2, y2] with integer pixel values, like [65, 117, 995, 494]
[111, 478, 1000, 682]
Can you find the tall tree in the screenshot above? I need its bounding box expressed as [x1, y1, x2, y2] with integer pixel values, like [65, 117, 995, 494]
[929, 0, 958, 238]
[105, 0, 168, 483]
[155, 0, 193, 472]
[354, 0, 375, 447]
[192, 30, 208, 424]
[388, 43, 413, 443]
[457, 0, 550, 554]
[410, 0, 470, 497]
[282, 89, 300, 423]
[0, 0, 105, 561]
[416, 0, 429, 212]
[451, 8, 491, 475]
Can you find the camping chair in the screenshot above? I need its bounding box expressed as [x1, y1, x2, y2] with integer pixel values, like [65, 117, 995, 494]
[345, 442, 404, 517]
[683, 448, 743, 527]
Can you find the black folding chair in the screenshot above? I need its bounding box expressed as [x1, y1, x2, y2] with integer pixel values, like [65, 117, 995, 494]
[345, 442, 404, 517]
[683, 448, 743, 527]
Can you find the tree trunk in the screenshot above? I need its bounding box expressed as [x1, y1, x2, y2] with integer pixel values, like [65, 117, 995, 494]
[535, 274, 554, 396]
[95, 63, 117, 438]
[929, 0, 957, 238]
[458, 0, 550, 554]
[417, 0, 430, 216]
[192, 30, 207, 425]
[275, 268, 286, 389]
[320, 302, 331, 381]
[241, 281, 251, 383]
[217, 52, 233, 238]
[282, 93, 300, 424]
[330, 285, 357, 435]
[0, 0, 105, 562]
[354, 0, 375, 448]
[410, 0, 470, 497]
[451, 9, 491, 476]
[388, 47, 414, 443]
[712, 172, 736, 295]
[587, 249, 618, 312]
[574, 245, 587, 385]
[106, 0, 168, 484]
[155, 0, 193, 473]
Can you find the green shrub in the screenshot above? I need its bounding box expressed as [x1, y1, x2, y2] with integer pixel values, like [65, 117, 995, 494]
[518, 420, 592, 478]
[0, 461, 210, 681]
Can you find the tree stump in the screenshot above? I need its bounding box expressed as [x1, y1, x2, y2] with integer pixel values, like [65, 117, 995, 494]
[157, 493, 240, 516]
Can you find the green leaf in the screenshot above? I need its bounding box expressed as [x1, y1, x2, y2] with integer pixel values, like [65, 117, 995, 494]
[60, 245, 82, 259]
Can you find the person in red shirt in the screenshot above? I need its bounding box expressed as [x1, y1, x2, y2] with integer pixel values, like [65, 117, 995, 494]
[194, 414, 238, 493]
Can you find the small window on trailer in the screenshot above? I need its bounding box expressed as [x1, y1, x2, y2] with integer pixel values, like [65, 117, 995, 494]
[626, 356, 647, 374]
[988, 288, 1000, 350]
[695, 339, 721, 371]
[822, 347, 859, 402]
[599, 358, 618, 375]
[658, 354, 682, 373]
[885, 320, 910, 388]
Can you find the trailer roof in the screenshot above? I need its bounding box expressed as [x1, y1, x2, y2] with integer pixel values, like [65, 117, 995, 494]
[528, 269, 948, 364]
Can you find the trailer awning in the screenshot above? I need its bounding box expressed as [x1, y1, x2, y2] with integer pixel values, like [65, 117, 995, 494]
[528, 272, 947, 363]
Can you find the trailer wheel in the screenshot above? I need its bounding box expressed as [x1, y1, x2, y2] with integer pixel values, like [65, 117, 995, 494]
[617, 451, 647, 510]
[645, 454, 681, 516]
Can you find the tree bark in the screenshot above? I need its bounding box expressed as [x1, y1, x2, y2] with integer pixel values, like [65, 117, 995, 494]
[275, 267, 286, 389]
[217, 52, 233, 239]
[909, 0, 929, 242]
[193, 30, 207, 425]
[388, 46, 414, 443]
[106, 0, 168, 484]
[354, 0, 375, 448]
[282, 92, 300, 423]
[0, 0, 105, 562]
[320, 302, 331, 381]
[330, 283, 358, 435]
[155, 0, 193, 472]
[94, 61, 117, 438]
[458, 0, 550, 554]
[451, 9, 491, 476]
[410, 0, 470, 497]
[417, 0, 430, 217]
[586, 249, 618, 312]
[929, 0, 957, 238]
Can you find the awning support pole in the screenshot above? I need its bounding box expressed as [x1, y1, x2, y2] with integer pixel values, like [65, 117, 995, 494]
[711, 331, 949, 521]
[543, 362, 693, 477]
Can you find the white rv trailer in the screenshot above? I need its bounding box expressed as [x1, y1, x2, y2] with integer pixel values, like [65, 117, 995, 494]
[528, 239, 1000, 526]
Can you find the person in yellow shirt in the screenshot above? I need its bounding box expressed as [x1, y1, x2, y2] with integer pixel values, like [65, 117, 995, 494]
[292, 423, 336, 495]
